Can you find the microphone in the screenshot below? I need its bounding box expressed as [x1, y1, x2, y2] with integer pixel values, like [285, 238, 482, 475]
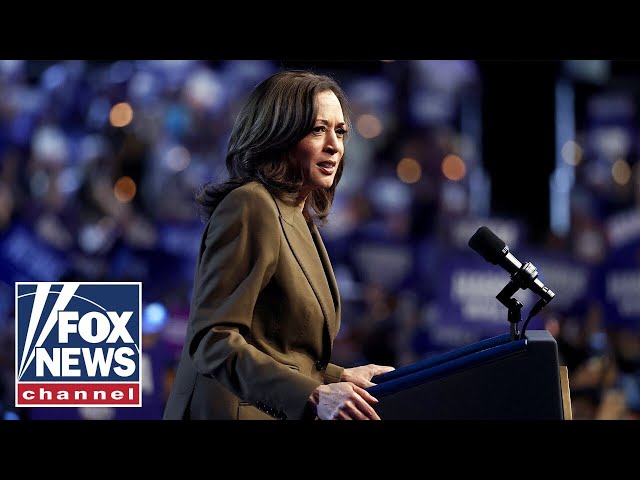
[468, 226, 555, 304]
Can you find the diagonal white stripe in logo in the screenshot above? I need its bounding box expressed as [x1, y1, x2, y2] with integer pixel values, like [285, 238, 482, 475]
[18, 283, 51, 379]
[18, 283, 79, 379]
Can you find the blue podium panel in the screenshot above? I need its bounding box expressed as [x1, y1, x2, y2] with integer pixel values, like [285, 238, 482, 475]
[368, 330, 564, 420]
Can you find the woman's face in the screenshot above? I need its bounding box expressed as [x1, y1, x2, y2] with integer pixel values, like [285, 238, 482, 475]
[289, 90, 346, 194]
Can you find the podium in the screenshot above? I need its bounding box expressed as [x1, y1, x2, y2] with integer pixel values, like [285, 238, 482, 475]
[368, 330, 567, 420]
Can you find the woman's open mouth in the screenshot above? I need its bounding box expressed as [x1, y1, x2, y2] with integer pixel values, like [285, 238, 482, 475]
[317, 161, 336, 175]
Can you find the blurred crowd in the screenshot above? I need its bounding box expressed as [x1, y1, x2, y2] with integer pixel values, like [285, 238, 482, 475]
[0, 59, 639, 420]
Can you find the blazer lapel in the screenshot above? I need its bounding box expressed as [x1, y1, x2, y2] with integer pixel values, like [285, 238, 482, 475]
[274, 196, 337, 341]
[309, 222, 341, 334]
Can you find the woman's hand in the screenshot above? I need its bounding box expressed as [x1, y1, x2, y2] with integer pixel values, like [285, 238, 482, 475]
[309, 382, 381, 420]
[341, 364, 395, 388]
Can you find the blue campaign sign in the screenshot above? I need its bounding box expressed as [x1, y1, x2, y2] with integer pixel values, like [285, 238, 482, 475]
[430, 246, 536, 350]
[350, 238, 417, 293]
[108, 245, 196, 301]
[156, 221, 202, 259]
[601, 207, 640, 330]
[445, 216, 525, 252]
[600, 239, 640, 330]
[0, 222, 70, 284]
[518, 246, 596, 318]
[606, 208, 640, 251]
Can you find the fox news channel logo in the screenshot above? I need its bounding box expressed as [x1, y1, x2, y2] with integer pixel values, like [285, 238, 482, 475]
[15, 282, 142, 407]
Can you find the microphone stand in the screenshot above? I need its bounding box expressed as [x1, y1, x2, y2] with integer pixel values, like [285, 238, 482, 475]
[496, 261, 542, 341]
[496, 281, 523, 341]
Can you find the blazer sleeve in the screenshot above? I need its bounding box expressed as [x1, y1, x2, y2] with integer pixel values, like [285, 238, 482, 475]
[324, 363, 343, 383]
[187, 185, 322, 419]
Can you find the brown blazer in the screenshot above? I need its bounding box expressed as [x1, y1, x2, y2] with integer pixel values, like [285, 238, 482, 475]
[163, 181, 344, 420]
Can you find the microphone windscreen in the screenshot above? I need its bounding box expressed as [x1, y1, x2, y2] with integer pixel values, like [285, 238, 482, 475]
[468, 226, 506, 264]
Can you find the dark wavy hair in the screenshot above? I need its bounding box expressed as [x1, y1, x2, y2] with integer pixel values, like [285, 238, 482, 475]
[195, 70, 351, 224]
